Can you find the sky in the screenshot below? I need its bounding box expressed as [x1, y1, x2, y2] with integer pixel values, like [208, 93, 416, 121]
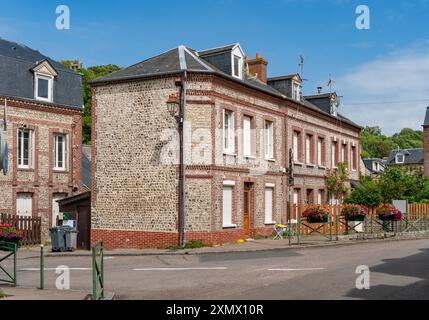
[1, 0, 429, 135]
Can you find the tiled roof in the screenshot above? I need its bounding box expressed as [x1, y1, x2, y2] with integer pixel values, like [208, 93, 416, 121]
[387, 148, 424, 165]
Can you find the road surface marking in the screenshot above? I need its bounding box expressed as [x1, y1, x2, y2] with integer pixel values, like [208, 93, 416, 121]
[268, 268, 325, 271]
[20, 268, 91, 271]
[133, 267, 228, 271]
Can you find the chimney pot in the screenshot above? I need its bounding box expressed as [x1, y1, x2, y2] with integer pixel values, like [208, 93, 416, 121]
[247, 53, 268, 83]
[317, 87, 323, 94]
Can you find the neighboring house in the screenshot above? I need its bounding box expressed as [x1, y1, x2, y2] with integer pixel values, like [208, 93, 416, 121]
[0, 38, 83, 241]
[91, 43, 361, 249]
[82, 144, 91, 190]
[363, 158, 386, 177]
[386, 148, 424, 175]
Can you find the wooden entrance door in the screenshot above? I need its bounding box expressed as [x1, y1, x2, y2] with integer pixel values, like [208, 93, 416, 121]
[243, 184, 252, 237]
[77, 205, 91, 250]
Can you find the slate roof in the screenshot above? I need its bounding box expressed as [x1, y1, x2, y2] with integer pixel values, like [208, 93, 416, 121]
[0, 38, 83, 109]
[363, 158, 386, 173]
[82, 145, 91, 190]
[92, 44, 360, 129]
[387, 148, 424, 165]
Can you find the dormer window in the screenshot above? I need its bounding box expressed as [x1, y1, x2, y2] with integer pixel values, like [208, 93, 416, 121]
[233, 55, 242, 79]
[32, 60, 57, 103]
[35, 74, 53, 102]
[395, 153, 405, 164]
[330, 96, 339, 117]
[292, 81, 301, 101]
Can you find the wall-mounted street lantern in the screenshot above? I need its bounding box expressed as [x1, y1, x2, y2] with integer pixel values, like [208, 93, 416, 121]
[166, 94, 181, 123]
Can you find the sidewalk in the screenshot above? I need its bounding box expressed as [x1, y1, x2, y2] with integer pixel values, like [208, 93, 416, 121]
[0, 286, 89, 300]
[15, 231, 429, 259]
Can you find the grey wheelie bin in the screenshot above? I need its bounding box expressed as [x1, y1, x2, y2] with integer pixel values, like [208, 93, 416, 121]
[65, 228, 78, 251]
[49, 226, 68, 252]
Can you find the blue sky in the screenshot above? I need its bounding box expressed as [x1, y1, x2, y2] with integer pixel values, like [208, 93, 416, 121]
[1, 0, 429, 134]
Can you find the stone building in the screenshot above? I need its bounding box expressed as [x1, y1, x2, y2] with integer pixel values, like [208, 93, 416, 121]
[0, 38, 83, 240]
[91, 43, 361, 249]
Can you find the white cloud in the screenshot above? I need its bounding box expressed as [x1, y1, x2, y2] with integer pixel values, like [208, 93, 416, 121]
[337, 42, 429, 135]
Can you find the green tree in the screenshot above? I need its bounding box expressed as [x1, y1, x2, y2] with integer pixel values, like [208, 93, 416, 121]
[326, 162, 349, 203]
[392, 128, 423, 150]
[344, 178, 382, 209]
[360, 126, 395, 158]
[60, 61, 121, 144]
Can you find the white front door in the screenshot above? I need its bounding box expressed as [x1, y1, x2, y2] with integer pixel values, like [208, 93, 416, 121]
[52, 193, 67, 227]
[17, 193, 32, 217]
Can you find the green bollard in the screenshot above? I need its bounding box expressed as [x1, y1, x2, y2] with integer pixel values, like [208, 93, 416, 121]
[13, 243, 17, 287]
[39, 244, 44, 290]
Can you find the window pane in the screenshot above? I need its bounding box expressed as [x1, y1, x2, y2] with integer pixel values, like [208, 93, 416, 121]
[233, 56, 240, 77]
[38, 78, 49, 98]
[243, 116, 251, 156]
[293, 132, 298, 161]
[23, 131, 29, 166]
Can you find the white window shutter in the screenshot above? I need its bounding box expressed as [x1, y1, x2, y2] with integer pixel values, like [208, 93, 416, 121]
[243, 116, 251, 156]
[265, 187, 273, 224]
[222, 186, 233, 226]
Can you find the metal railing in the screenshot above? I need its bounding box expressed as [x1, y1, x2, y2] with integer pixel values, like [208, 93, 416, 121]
[0, 241, 17, 287]
[92, 241, 104, 300]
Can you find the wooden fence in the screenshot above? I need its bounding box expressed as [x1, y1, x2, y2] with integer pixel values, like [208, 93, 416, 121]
[0, 213, 42, 245]
[289, 203, 429, 236]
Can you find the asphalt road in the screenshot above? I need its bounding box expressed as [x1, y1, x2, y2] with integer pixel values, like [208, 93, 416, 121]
[5, 239, 429, 300]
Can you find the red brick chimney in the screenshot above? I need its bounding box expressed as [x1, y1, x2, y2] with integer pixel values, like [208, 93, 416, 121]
[247, 53, 268, 83]
[423, 106, 429, 177]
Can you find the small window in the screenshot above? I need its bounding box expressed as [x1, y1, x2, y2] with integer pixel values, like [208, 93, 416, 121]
[35, 74, 53, 102]
[18, 128, 34, 169]
[233, 55, 241, 78]
[292, 82, 301, 101]
[306, 189, 314, 204]
[331, 141, 338, 168]
[223, 110, 235, 154]
[395, 153, 405, 164]
[293, 131, 300, 162]
[264, 121, 274, 159]
[351, 146, 357, 170]
[305, 134, 314, 164]
[54, 134, 67, 170]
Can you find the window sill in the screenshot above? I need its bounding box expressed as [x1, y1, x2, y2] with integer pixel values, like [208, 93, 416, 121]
[223, 152, 237, 157]
[244, 155, 256, 159]
[318, 165, 326, 170]
[306, 164, 315, 168]
[222, 224, 237, 229]
[53, 169, 68, 173]
[265, 158, 276, 162]
[294, 162, 304, 167]
[265, 221, 276, 225]
[17, 167, 34, 172]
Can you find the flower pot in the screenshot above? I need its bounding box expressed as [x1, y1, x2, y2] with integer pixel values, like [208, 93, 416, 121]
[0, 237, 20, 251]
[345, 215, 365, 222]
[378, 214, 396, 221]
[307, 215, 328, 223]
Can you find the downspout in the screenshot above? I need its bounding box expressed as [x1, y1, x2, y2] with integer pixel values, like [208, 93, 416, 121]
[179, 70, 187, 248]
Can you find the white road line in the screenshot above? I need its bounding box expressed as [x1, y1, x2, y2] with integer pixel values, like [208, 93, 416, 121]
[20, 268, 91, 271]
[133, 267, 228, 271]
[268, 268, 325, 271]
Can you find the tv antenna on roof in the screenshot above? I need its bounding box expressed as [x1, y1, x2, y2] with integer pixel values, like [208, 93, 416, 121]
[299, 55, 305, 79]
[327, 74, 335, 93]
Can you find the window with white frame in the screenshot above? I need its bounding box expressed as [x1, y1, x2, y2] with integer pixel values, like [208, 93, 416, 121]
[16, 192, 32, 217]
[54, 134, 67, 170]
[293, 131, 299, 162]
[222, 181, 235, 228]
[223, 110, 234, 154]
[395, 153, 405, 164]
[317, 137, 324, 166]
[264, 185, 275, 224]
[243, 116, 252, 157]
[351, 146, 357, 170]
[35, 74, 53, 102]
[17, 128, 34, 169]
[341, 144, 346, 163]
[305, 134, 314, 164]
[264, 120, 274, 159]
[233, 55, 241, 78]
[292, 82, 300, 101]
[331, 141, 337, 168]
